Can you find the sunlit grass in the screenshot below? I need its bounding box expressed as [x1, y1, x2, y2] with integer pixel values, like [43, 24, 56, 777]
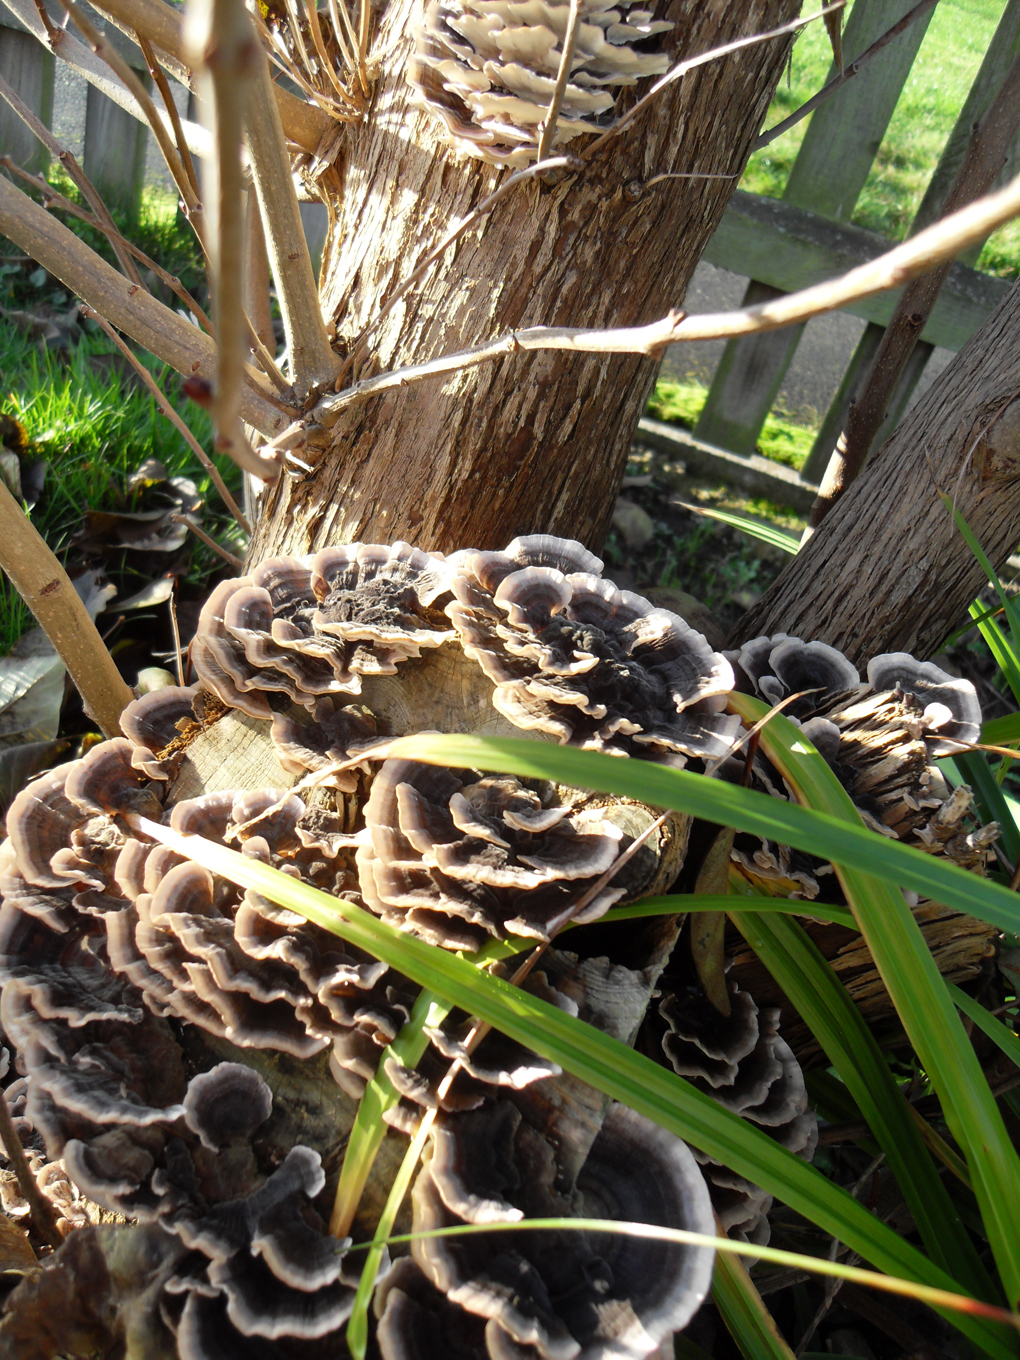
[647, 379, 816, 470]
[743, 0, 1009, 261]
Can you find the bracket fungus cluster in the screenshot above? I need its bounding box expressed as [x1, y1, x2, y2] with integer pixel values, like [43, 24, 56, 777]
[0, 537, 999, 1356]
[408, 0, 672, 165]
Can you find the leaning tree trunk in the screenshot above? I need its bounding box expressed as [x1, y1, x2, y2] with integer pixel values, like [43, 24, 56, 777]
[248, 1, 799, 561]
[733, 280, 1020, 665]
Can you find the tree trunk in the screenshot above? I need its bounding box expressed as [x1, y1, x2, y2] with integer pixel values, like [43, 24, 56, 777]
[248, 1, 799, 561]
[733, 281, 1020, 665]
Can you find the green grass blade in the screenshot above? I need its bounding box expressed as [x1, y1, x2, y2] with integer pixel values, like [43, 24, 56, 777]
[950, 984, 1020, 1070]
[138, 817, 1016, 1359]
[730, 695, 1020, 1312]
[946, 497, 1020, 646]
[675, 502, 801, 554]
[983, 713, 1020, 747]
[382, 734, 1020, 937]
[713, 1250, 796, 1360]
[331, 992, 450, 1238]
[969, 603, 1020, 708]
[601, 893, 855, 930]
[731, 907, 996, 1301]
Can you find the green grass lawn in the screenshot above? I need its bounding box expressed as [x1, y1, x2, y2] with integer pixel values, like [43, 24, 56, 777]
[744, 0, 1020, 276]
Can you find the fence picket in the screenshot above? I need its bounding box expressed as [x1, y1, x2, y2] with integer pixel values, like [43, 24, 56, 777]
[694, 0, 933, 460]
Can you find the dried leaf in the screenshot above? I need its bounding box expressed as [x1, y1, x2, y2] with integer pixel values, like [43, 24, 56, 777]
[690, 826, 735, 1017]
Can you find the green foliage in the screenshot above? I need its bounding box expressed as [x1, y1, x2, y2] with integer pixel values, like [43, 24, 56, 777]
[742, 0, 1017, 273]
[646, 380, 816, 470]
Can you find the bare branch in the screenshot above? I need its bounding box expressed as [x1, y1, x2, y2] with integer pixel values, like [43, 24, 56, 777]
[83, 0, 332, 151]
[138, 31, 199, 200]
[0, 68, 143, 285]
[0, 479, 134, 738]
[58, 0, 204, 239]
[246, 40, 340, 394]
[535, 0, 581, 164]
[583, 1, 846, 158]
[171, 514, 244, 566]
[0, 0, 212, 159]
[80, 306, 250, 530]
[808, 45, 1020, 529]
[185, 0, 261, 477]
[0, 173, 293, 444]
[1, 156, 213, 332]
[314, 168, 1020, 428]
[753, 0, 939, 153]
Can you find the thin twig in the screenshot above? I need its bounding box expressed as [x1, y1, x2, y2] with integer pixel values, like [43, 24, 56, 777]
[80, 305, 250, 531]
[0, 173, 291, 445]
[0, 1088, 64, 1251]
[1, 156, 214, 333]
[168, 581, 184, 686]
[753, 0, 938, 152]
[0, 69, 143, 286]
[343, 154, 582, 383]
[809, 44, 1020, 529]
[582, 2, 846, 159]
[357, 0, 370, 92]
[303, 0, 355, 107]
[171, 514, 244, 566]
[244, 314, 290, 393]
[137, 31, 199, 201]
[535, 0, 582, 164]
[314, 167, 1020, 427]
[0, 477, 133, 736]
[185, 0, 262, 478]
[57, 0, 204, 240]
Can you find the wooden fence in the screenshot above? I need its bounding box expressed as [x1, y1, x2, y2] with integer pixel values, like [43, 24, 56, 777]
[1, 0, 1018, 486]
[694, 0, 1020, 486]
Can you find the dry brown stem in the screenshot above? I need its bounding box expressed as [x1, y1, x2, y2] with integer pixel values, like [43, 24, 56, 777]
[80, 306, 250, 530]
[753, 0, 938, 152]
[170, 515, 244, 566]
[316, 168, 1020, 427]
[0, 175, 292, 443]
[807, 47, 1020, 529]
[82, 0, 331, 151]
[185, 0, 261, 474]
[246, 42, 339, 394]
[0, 0, 212, 159]
[0, 69, 142, 286]
[535, 0, 581, 164]
[0, 479, 133, 738]
[0, 1089, 63, 1251]
[57, 0, 204, 237]
[0, 157, 213, 332]
[138, 31, 200, 200]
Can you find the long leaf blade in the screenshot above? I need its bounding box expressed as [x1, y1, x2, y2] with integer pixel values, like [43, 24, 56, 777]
[732, 695, 1020, 1311]
[135, 815, 1015, 1359]
[382, 734, 1020, 936]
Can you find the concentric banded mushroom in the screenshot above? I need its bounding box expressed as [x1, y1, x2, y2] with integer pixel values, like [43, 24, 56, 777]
[409, 0, 672, 166]
[402, 1099, 714, 1360]
[657, 983, 817, 1245]
[446, 537, 738, 762]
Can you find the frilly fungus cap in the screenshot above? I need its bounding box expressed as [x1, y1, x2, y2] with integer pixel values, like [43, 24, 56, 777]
[357, 759, 629, 951]
[446, 536, 738, 763]
[402, 1099, 714, 1360]
[409, 0, 672, 166]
